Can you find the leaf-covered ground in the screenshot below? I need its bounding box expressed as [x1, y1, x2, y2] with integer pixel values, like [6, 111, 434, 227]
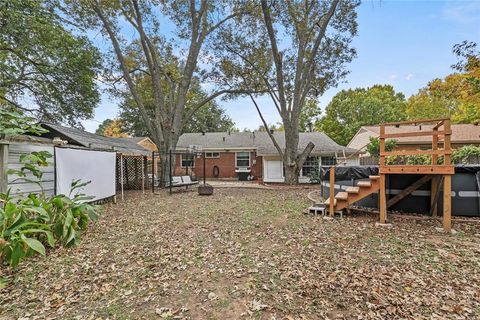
[1, 189, 480, 319]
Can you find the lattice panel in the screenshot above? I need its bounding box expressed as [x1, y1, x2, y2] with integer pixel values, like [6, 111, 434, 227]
[116, 155, 147, 190]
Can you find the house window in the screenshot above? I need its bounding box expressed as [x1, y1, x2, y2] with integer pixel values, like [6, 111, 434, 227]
[205, 152, 220, 158]
[302, 156, 320, 176]
[321, 156, 336, 166]
[181, 154, 195, 168]
[236, 152, 250, 167]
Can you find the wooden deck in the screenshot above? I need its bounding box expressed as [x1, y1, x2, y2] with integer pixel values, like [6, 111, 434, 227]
[326, 117, 454, 232]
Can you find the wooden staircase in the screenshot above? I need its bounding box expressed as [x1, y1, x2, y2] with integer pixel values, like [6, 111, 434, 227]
[325, 175, 380, 212]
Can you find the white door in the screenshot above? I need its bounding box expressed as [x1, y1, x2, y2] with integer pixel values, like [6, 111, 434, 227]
[265, 160, 284, 182]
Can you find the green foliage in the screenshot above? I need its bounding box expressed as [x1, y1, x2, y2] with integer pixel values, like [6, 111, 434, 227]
[382, 145, 480, 166]
[7, 151, 52, 182]
[452, 145, 480, 164]
[0, 0, 101, 126]
[316, 85, 407, 146]
[366, 137, 397, 159]
[299, 100, 322, 132]
[0, 119, 101, 268]
[385, 154, 433, 166]
[95, 119, 114, 136]
[406, 41, 479, 124]
[307, 167, 325, 185]
[0, 109, 48, 137]
[118, 81, 236, 136]
[1, 180, 101, 267]
[0, 199, 55, 267]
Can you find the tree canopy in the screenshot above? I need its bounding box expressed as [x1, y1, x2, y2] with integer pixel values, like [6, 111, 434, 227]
[0, 0, 101, 127]
[406, 41, 479, 123]
[115, 79, 236, 137]
[317, 85, 407, 146]
[216, 0, 360, 183]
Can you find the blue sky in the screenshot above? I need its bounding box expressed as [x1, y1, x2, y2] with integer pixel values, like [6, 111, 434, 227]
[82, 0, 480, 133]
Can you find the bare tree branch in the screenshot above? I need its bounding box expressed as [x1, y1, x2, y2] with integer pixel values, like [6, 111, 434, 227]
[249, 94, 284, 159]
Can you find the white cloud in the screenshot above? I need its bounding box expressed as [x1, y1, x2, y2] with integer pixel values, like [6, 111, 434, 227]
[405, 73, 413, 81]
[390, 74, 398, 80]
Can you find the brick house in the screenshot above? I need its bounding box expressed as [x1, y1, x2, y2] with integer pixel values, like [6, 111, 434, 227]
[175, 131, 358, 183]
[348, 124, 480, 152]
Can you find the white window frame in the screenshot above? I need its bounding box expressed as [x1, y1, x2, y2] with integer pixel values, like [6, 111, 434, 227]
[205, 152, 220, 158]
[321, 156, 336, 166]
[301, 156, 320, 177]
[180, 153, 195, 168]
[235, 151, 250, 168]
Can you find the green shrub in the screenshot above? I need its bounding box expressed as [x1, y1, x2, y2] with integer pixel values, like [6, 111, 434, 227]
[0, 111, 102, 267]
[366, 137, 397, 159]
[452, 145, 480, 164]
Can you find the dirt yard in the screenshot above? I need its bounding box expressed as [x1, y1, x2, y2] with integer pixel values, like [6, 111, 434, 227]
[1, 188, 479, 319]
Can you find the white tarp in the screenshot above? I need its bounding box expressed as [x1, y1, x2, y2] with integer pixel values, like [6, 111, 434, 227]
[55, 148, 116, 201]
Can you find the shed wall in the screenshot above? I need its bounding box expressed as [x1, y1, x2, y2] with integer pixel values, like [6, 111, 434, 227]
[7, 143, 55, 197]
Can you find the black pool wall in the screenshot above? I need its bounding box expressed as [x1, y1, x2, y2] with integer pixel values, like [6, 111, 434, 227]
[320, 165, 480, 217]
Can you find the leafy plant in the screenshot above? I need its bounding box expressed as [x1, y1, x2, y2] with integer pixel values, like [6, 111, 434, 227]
[0, 109, 48, 137]
[0, 196, 55, 267]
[366, 137, 397, 159]
[7, 151, 52, 187]
[452, 145, 480, 164]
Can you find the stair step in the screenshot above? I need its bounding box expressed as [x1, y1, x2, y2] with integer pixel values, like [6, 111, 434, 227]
[335, 192, 348, 201]
[346, 186, 360, 194]
[324, 197, 337, 206]
[357, 181, 371, 188]
[369, 175, 380, 180]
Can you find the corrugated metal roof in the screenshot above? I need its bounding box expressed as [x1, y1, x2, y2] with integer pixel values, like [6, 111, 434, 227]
[177, 131, 357, 156]
[39, 123, 151, 156]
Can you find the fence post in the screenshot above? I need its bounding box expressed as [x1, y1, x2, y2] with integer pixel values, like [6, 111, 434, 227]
[329, 166, 335, 217]
[0, 142, 8, 194]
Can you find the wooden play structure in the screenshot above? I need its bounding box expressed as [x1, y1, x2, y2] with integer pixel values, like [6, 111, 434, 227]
[325, 117, 454, 232]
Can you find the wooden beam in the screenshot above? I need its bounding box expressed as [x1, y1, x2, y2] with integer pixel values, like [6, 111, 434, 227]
[381, 149, 452, 157]
[329, 166, 335, 216]
[387, 175, 433, 208]
[444, 120, 452, 166]
[430, 176, 442, 217]
[432, 128, 439, 165]
[379, 126, 385, 166]
[379, 174, 387, 224]
[443, 175, 452, 232]
[432, 120, 445, 130]
[381, 117, 451, 127]
[380, 165, 454, 175]
[380, 130, 451, 139]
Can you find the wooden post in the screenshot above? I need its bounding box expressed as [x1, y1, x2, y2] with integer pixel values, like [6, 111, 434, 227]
[0, 142, 9, 194]
[443, 175, 452, 232]
[329, 166, 335, 217]
[431, 176, 439, 216]
[120, 154, 124, 201]
[141, 156, 145, 194]
[379, 125, 387, 224]
[443, 119, 452, 232]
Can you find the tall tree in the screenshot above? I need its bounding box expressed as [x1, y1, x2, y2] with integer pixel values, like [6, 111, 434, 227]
[64, 0, 250, 184]
[95, 119, 113, 135]
[317, 85, 407, 146]
[218, 0, 360, 184]
[406, 41, 480, 123]
[103, 119, 129, 138]
[116, 78, 236, 136]
[0, 0, 100, 127]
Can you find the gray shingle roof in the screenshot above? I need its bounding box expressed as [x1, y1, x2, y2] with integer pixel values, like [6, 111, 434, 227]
[177, 131, 356, 156]
[40, 123, 151, 156]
